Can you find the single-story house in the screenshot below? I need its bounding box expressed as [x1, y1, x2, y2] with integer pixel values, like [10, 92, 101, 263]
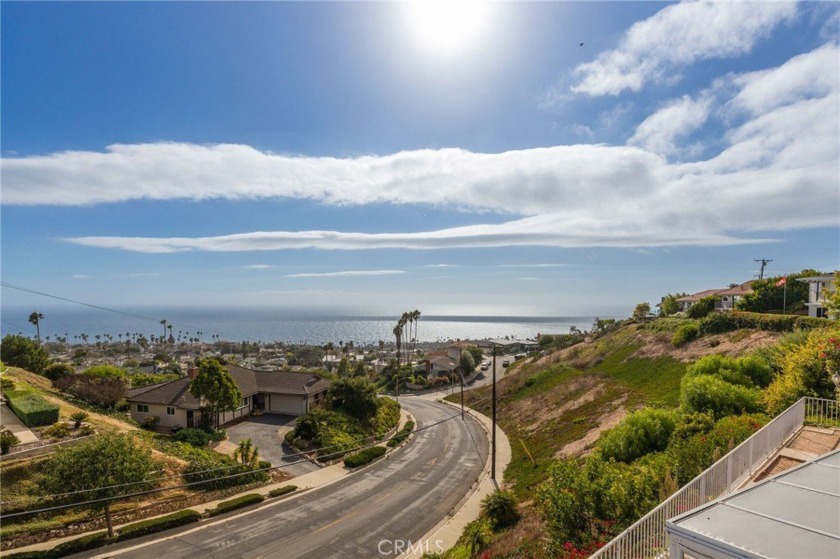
[126, 364, 330, 430]
[425, 352, 459, 377]
[674, 289, 727, 312]
[798, 274, 837, 318]
[714, 281, 754, 311]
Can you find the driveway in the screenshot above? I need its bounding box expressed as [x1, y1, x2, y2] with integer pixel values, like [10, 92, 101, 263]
[225, 414, 319, 477]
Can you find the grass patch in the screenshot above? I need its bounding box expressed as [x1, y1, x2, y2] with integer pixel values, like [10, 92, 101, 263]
[208, 493, 265, 517]
[590, 343, 686, 407]
[268, 485, 298, 498]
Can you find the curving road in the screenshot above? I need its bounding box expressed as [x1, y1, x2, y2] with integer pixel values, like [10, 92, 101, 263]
[82, 398, 488, 559]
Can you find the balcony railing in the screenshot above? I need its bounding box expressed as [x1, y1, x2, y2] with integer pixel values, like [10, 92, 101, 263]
[589, 397, 840, 559]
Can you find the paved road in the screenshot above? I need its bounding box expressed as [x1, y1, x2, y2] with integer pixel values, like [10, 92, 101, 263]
[83, 398, 488, 559]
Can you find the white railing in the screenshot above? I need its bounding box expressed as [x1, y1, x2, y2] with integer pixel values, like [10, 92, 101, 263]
[590, 397, 839, 559]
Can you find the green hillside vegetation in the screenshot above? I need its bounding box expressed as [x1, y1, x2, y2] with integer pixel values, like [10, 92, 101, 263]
[440, 321, 839, 559]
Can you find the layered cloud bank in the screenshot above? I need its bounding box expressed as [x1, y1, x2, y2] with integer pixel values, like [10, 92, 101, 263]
[3, 39, 837, 252]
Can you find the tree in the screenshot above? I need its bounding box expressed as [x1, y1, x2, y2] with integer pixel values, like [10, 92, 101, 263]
[459, 350, 476, 374]
[39, 432, 161, 536]
[632, 302, 651, 322]
[737, 270, 820, 313]
[659, 293, 687, 316]
[686, 296, 716, 319]
[392, 323, 403, 365]
[28, 311, 44, 342]
[0, 334, 49, 374]
[189, 358, 242, 429]
[825, 271, 840, 319]
[336, 357, 350, 376]
[466, 345, 483, 367]
[328, 377, 378, 422]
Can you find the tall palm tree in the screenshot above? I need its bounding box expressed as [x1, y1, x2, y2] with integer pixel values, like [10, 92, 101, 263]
[410, 309, 421, 356]
[159, 320, 167, 344]
[393, 324, 403, 365]
[28, 311, 44, 342]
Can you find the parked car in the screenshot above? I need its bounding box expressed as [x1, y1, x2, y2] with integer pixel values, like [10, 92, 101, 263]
[502, 360, 510, 367]
[480, 363, 490, 371]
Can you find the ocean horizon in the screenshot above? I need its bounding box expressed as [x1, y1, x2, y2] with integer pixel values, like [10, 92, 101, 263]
[0, 305, 611, 345]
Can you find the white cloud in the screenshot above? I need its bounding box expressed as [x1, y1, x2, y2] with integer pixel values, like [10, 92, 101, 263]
[498, 263, 568, 268]
[5, 44, 837, 253]
[570, 1, 797, 96]
[628, 94, 712, 157]
[284, 270, 406, 278]
[71, 274, 93, 279]
[129, 272, 161, 277]
[424, 264, 459, 268]
[243, 264, 274, 269]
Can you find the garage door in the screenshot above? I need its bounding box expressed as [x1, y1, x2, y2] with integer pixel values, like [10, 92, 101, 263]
[268, 393, 305, 415]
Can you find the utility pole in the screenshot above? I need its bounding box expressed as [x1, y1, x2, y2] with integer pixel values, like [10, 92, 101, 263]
[754, 259, 773, 280]
[491, 343, 497, 482]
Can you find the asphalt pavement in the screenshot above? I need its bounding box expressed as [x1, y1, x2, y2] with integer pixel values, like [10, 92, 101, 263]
[80, 398, 488, 559]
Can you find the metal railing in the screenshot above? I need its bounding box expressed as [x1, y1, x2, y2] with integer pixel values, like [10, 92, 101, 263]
[590, 397, 840, 559]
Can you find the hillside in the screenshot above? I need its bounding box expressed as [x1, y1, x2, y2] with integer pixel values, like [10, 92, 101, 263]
[445, 321, 795, 558]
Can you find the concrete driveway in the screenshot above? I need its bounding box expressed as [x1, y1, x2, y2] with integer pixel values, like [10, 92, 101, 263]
[225, 414, 319, 477]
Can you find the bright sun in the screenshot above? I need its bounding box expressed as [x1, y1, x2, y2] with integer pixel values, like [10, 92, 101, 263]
[405, 1, 494, 55]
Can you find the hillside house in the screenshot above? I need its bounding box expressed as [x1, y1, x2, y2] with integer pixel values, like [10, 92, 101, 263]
[126, 364, 330, 430]
[798, 274, 837, 318]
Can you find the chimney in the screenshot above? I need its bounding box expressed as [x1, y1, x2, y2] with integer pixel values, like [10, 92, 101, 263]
[188, 367, 199, 380]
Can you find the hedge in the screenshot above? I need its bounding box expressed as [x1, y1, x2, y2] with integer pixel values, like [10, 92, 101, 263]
[116, 509, 202, 541]
[208, 493, 265, 517]
[387, 421, 415, 447]
[5, 390, 59, 427]
[6, 532, 112, 559]
[343, 445, 386, 468]
[268, 485, 298, 498]
[671, 323, 699, 347]
[699, 311, 833, 335]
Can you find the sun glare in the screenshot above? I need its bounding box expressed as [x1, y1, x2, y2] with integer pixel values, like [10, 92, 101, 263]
[405, 1, 494, 55]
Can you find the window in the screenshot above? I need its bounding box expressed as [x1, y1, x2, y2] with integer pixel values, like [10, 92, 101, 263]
[241, 397, 249, 408]
[137, 404, 149, 413]
[166, 407, 176, 416]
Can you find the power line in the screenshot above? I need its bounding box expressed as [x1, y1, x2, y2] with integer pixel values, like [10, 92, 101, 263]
[0, 407, 470, 509]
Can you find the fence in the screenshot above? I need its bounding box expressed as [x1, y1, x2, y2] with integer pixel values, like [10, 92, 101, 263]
[590, 397, 840, 559]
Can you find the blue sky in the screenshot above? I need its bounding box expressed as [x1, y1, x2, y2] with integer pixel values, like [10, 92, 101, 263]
[2, 1, 838, 317]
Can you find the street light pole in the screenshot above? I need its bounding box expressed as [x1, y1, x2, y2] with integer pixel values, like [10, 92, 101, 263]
[491, 343, 497, 481]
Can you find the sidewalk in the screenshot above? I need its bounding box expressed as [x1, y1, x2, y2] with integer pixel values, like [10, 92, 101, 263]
[0, 408, 415, 557]
[401, 398, 512, 558]
[1, 402, 39, 444]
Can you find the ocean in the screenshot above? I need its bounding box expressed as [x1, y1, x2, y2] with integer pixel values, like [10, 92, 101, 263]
[0, 305, 603, 346]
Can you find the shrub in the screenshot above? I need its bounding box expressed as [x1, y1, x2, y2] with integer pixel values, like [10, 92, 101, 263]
[208, 429, 227, 442]
[70, 411, 89, 429]
[328, 377, 379, 422]
[686, 297, 716, 319]
[42, 363, 74, 381]
[83, 365, 128, 379]
[387, 420, 415, 447]
[116, 509, 201, 541]
[51, 531, 110, 557]
[143, 415, 161, 430]
[700, 311, 833, 336]
[343, 445, 386, 468]
[372, 397, 401, 437]
[480, 490, 520, 531]
[183, 456, 268, 490]
[208, 493, 265, 517]
[736, 355, 774, 388]
[1, 429, 21, 454]
[598, 408, 677, 463]
[699, 312, 738, 335]
[268, 485, 298, 498]
[765, 328, 839, 415]
[53, 375, 127, 409]
[671, 411, 714, 442]
[6, 390, 60, 426]
[680, 375, 763, 419]
[686, 355, 752, 387]
[0, 335, 49, 374]
[42, 422, 71, 439]
[671, 323, 699, 347]
[0, 377, 15, 394]
[129, 372, 180, 388]
[173, 428, 211, 447]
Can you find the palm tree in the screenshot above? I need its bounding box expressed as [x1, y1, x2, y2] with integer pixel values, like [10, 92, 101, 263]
[410, 309, 421, 356]
[234, 438, 260, 466]
[159, 320, 167, 343]
[28, 311, 44, 342]
[393, 324, 403, 365]
[167, 324, 173, 344]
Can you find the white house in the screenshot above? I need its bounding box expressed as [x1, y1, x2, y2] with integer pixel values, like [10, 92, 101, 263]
[797, 274, 837, 318]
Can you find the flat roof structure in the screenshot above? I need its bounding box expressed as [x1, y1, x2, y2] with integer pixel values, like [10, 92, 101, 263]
[666, 448, 840, 559]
